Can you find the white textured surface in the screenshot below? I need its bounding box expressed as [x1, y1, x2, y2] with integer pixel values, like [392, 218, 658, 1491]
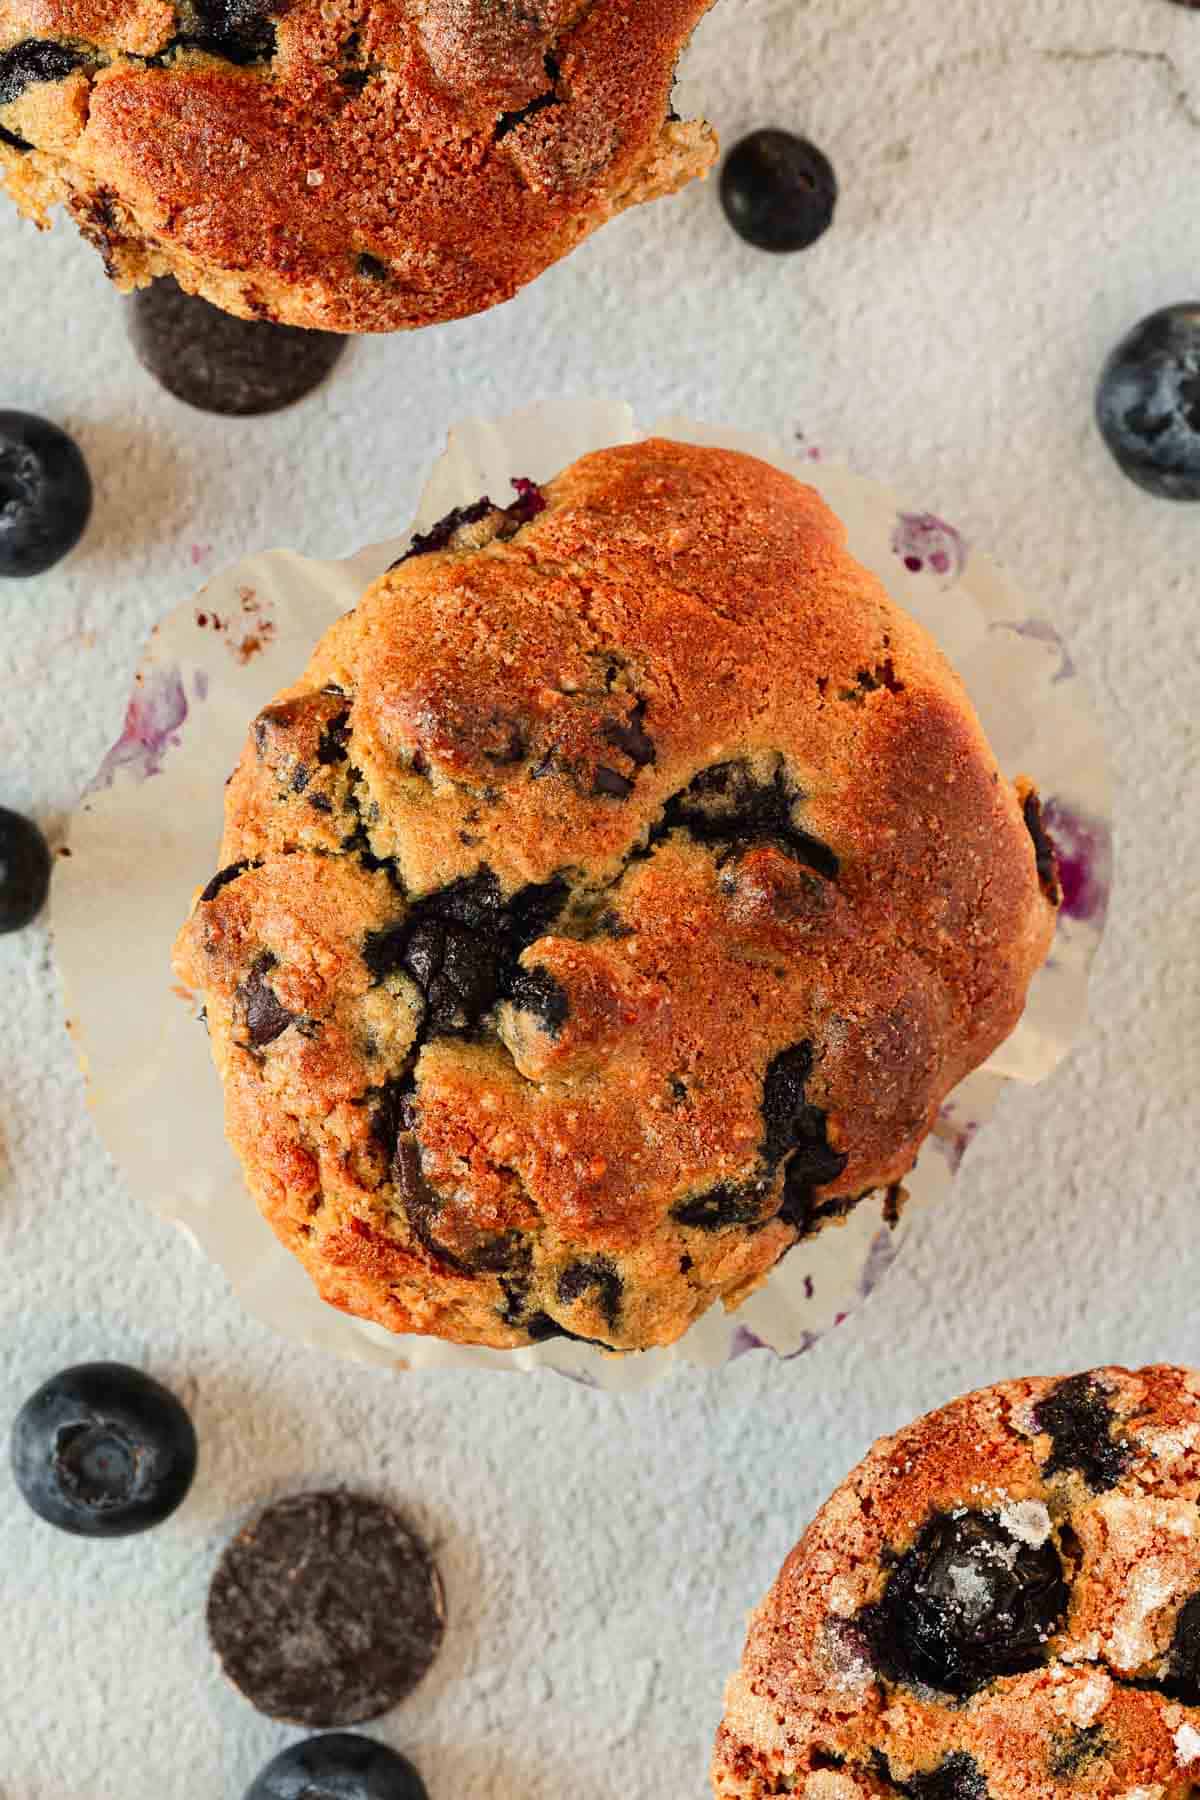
[1, 1, 1198, 1795]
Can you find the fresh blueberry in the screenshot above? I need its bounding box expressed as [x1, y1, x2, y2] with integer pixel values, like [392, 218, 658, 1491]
[720, 129, 837, 253]
[11, 1362, 197, 1537]
[244, 1733, 429, 1800]
[0, 410, 92, 576]
[1095, 305, 1200, 499]
[0, 806, 51, 932]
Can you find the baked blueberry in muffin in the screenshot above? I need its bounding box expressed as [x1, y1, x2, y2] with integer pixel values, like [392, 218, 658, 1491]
[713, 1365, 1200, 1800]
[173, 439, 1056, 1352]
[0, 0, 717, 331]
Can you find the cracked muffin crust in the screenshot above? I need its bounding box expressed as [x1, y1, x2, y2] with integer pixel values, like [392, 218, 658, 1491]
[0, 0, 716, 331]
[713, 1365, 1200, 1800]
[172, 438, 1057, 1352]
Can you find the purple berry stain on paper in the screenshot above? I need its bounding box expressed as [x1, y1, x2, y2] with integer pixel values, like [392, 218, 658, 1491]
[991, 617, 1076, 684]
[730, 1325, 767, 1359]
[934, 1103, 979, 1174]
[892, 512, 967, 584]
[858, 1224, 900, 1299]
[91, 665, 190, 790]
[1041, 798, 1111, 927]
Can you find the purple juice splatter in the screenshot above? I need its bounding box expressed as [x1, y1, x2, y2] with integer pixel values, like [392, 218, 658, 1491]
[90, 665, 190, 791]
[553, 1366, 601, 1388]
[730, 1325, 768, 1359]
[990, 617, 1076, 684]
[891, 512, 968, 585]
[1041, 798, 1112, 928]
[858, 1223, 900, 1299]
[934, 1104, 979, 1174]
[193, 670, 209, 702]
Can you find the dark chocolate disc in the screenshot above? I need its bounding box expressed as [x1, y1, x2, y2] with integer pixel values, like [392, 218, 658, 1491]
[128, 278, 347, 416]
[207, 1490, 446, 1725]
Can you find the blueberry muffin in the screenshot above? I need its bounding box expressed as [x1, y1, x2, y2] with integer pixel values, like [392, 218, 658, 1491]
[172, 439, 1057, 1352]
[713, 1365, 1200, 1800]
[0, 0, 716, 332]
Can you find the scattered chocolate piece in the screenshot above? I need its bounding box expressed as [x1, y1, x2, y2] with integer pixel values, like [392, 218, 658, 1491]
[128, 278, 347, 416]
[207, 1490, 446, 1726]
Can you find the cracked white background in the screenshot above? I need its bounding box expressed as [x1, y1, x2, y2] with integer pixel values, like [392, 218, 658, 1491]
[1, 0, 1198, 1794]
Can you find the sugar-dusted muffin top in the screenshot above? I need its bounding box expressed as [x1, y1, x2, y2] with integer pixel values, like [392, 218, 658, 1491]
[714, 1365, 1200, 1800]
[0, 0, 716, 331]
[173, 438, 1056, 1352]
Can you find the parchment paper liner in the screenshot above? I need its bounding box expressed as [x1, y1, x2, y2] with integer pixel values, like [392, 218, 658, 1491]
[54, 399, 1111, 1390]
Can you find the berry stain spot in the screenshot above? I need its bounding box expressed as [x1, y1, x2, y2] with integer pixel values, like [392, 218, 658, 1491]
[90, 665, 190, 790]
[891, 512, 967, 585]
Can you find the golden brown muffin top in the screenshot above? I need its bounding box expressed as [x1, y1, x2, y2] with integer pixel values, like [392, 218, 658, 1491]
[0, 0, 716, 329]
[174, 440, 1055, 1351]
[715, 1365, 1200, 1800]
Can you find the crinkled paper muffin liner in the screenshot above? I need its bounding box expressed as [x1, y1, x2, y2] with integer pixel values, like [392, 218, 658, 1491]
[54, 399, 1111, 1389]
